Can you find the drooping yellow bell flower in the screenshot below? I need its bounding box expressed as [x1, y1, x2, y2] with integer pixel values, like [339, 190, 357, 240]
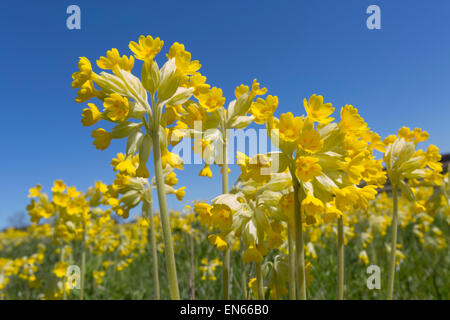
[81, 103, 102, 126]
[295, 156, 322, 182]
[91, 128, 112, 150]
[208, 234, 228, 251]
[103, 93, 130, 122]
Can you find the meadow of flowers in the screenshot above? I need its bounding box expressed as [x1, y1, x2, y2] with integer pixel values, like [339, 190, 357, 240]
[0, 35, 448, 300]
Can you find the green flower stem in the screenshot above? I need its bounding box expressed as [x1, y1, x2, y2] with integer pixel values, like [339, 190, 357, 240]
[387, 186, 399, 300]
[144, 199, 160, 300]
[337, 216, 345, 300]
[371, 237, 378, 265]
[152, 130, 180, 300]
[240, 256, 248, 299]
[80, 226, 86, 300]
[60, 247, 66, 300]
[287, 222, 296, 300]
[223, 249, 231, 299]
[255, 262, 264, 300]
[189, 233, 196, 300]
[290, 167, 307, 300]
[221, 130, 231, 300]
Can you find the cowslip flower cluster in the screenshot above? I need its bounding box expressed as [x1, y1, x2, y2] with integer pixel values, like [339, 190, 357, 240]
[269, 95, 386, 225]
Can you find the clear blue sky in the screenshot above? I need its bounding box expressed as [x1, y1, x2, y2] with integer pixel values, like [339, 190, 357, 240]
[1, 0, 449, 228]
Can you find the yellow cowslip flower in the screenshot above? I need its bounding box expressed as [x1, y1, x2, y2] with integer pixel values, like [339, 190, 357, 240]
[384, 135, 441, 188]
[136, 161, 150, 178]
[250, 79, 268, 96]
[167, 42, 201, 76]
[303, 94, 334, 124]
[199, 164, 213, 178]
[129, 35, 164, 61]
[297, 127, 323, 153]
[249, 95, 278, 124]
[358, 250, 369, 265]
[163, 104, 185, 127]
[210, 203, 233, 230]
[53, 193, 70, 207]
[75, 80, 99, 103]
[72, 57, 95, 88]
[164, 171, 178, 186]
[107, 197, 120, 208]
[81, 103, 102, 127]
[337, 151, 368, 185]
[181, 100, 208, 127]
[103, 93, 129, 122]
[236, 152, 272, 184]
[301, 193, 324, 225]
[91, 128, 112, 150]
[323, 201, 342, 223]
[242, 245, 264, 263]
[295, 156, 322, 182]
[333, 185, 377, 212]
[354, 185, 378, 208]
[424, 170, 443, 186]
[189, 73, 210, 96]
[28, 184, 42, 198]
[338, 105, 368, 134]
[198, 87, 226, 112]
[112, 173, 130, 189]
[115, 205, 130, 219]
[175, 187, 186, 201]
[278, 112, 304, 142]
[333, 186, 357, 211]
[383, 134, 397, 146]
[194, 202, 213, 226]
[67, 196, 89, 216]
[161, 148, 183, 169]
[93, 270, 106, 285]
[412, 128, 429, 143]
[280, 192, 294, 222]
[267, 228, 284, 249]
[234, 84, 249, 99]
[52, 180, 66, 193]
[97, 48, 134, 72]
[248, 277, 258, 292]
[424, 144, 442, 170]
[53, 262, 69, 278]
[361, 131, 385, 152]
[28, 204, 53, 222]
[208, 234, 228, 251]
[111, 153, 137, 176]
[397, 127, 415, 142]
[95, 181, 108, 193]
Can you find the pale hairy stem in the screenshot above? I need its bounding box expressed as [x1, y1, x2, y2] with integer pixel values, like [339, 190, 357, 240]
[189, 233, 195, 300]
[255, 262, 265, 300]
[290, 166, 306, 300]
[337, 216, 345, 300]
[287, 222, 296, 300]
[152, 130, 180, 300]
[221, 128, 231, 300]
[387, 187, 399, 300]
[144, 199, 160, 300]
[240, 256, 248, 299]
[80, 226, 86, 300]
